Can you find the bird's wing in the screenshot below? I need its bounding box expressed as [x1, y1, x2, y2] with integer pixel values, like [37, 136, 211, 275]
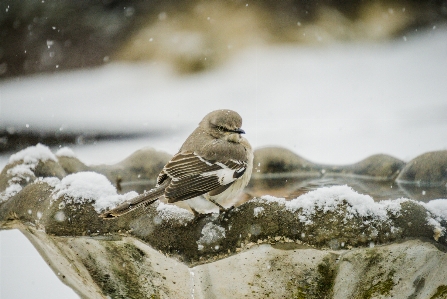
[159, 152, 247, 203]
[100, 181, 167, 219]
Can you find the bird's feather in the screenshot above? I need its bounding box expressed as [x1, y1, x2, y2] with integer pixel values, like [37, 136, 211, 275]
[160, 152, 247, 203]
[100, 181, 168, 218]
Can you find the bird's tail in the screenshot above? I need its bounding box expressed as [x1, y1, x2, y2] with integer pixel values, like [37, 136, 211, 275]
[100, 185, 165, 219]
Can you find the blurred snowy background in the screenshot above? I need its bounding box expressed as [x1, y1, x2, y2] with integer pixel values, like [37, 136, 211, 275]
[1, 0, 447, 169]
[0, 1, 447, 297]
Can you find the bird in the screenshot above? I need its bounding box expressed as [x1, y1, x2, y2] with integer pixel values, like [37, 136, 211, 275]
[101, 109, 253, 219]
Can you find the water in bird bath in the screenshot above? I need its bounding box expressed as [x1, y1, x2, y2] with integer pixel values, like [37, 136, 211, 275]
[118, 175, 446, 209]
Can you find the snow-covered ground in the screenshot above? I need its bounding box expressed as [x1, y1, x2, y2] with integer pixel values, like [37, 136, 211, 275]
[1, 27, 447, 169]
[1, 27, 447, 298]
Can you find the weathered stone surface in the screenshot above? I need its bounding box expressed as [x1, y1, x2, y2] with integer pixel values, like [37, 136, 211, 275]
[397, 150, 447, 186]
[11, 225, 447, 299]
[2, 179, 446, 265]
[333, 239, 447, 299]
[18, 225, 191, 299]
[0, 159, 66, 194]
[33, 159, 67, 178]
[57, 156, 91, 174]
[0, 182, 54, 224]
[253, 147, 322, 176]
[252, 147, 405, 180]
[326, 154, 405, 180]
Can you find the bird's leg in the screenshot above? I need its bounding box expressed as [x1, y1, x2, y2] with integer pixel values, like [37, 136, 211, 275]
[209, 199, 228, 213]
[209, 199, 235, 221]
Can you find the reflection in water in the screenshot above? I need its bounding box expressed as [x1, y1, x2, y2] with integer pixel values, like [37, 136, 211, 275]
[119, 175, 446, 208]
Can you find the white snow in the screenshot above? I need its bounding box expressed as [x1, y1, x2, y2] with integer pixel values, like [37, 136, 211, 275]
[1, 145, 57, 202]
[0, 184, 22, 203]
[197, 222, 226, 247]
[0, 144, 59, 202]
[255, 195, 286, 205]
[285, 185, 402, 224]
[255, 185, 447, 241]
[9, 143, 57, 165]
[35, 176, 61, 188]
[56, 147, 77, 158]
[51, 172, 137, 213]
[423, 199, 447, 239]
[156, 201, 194, 224]
[0, 229, 79, 299]
[6, 163, 35, 178]
[424, 199, 447, 221]
[253, 206, 265, 217]
[285, 185, 388, 223]
[257, 185, 404, 225]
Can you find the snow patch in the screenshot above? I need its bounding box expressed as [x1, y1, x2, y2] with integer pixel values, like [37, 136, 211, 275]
[156, 202, 194, 224]
[1, 144, 59, 202]
[35, 177, 61, 188]
[255, 195, 286, 205]
[9, 143, 57, 164]
[197, 222, 226, 247]
[54, 210, 66, 222]
[253, 207, 265, 218]
[0, 184, 22, 202]
[6, 164, 35, 178]
[56, 147, 77, 158]
[252, 185, 447, 242]
[285, 185, 401, 224]
[52, 172, 137, 213]
[424, 199, 447, 221]
[421, 199, 447, 240]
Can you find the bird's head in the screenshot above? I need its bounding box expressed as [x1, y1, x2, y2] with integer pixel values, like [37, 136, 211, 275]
[200, 109, 245, 142]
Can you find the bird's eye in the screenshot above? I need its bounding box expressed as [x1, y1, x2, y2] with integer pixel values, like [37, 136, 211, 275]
[212, 124, 230, 132]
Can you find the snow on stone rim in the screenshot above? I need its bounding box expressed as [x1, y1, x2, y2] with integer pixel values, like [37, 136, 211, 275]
[0, 184, 23, 203]
[156, 201, 194, 224]
[255, 185, 447, 239]
[256, 185, 405, 224]
[9, 143, 58, 164]
[423, 199, 447, 239]
[424, 199, 447, 221]
[1, 144, 59, 203]
[52, 171, 137, 213]
[288, 185, 404, 222]
[50, 172, 194, 220]
[56, 147, 77, 158]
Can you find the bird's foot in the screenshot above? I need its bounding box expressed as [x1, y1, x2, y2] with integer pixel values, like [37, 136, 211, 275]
[190, 207, 213, 222]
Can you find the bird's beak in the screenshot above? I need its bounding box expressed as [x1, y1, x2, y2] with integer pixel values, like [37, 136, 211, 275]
[235, 128, 245, 134]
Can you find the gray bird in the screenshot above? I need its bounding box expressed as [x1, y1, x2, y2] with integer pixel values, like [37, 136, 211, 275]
[101, 109, 253, 218]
